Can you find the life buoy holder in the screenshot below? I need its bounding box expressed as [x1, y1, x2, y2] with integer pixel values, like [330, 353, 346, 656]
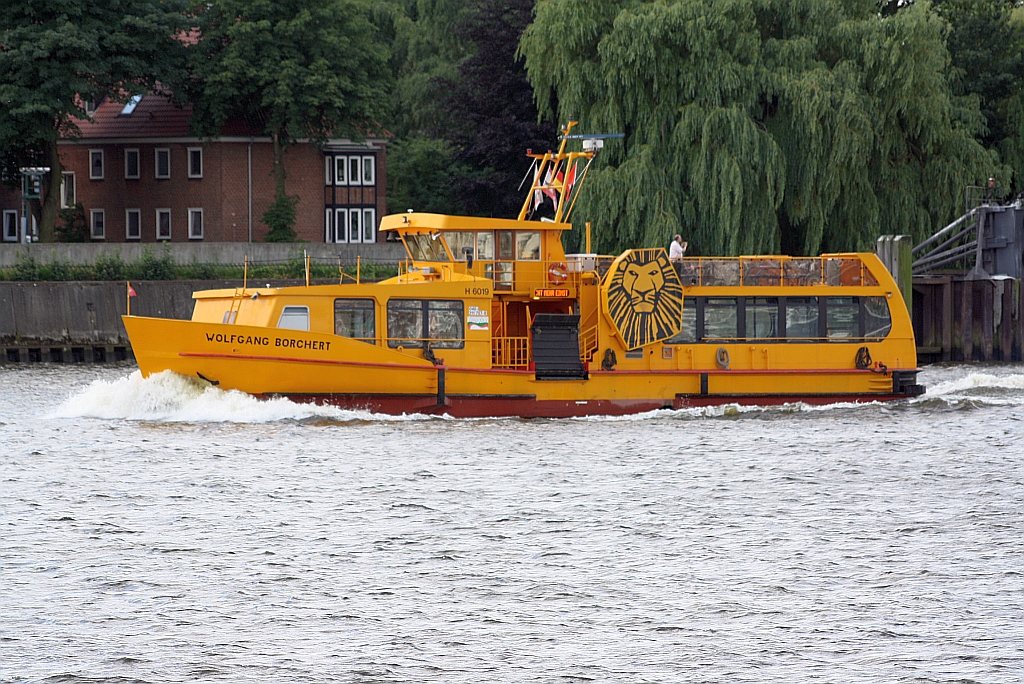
[547, 262, 568, 285]
[715, 347, 730, 370]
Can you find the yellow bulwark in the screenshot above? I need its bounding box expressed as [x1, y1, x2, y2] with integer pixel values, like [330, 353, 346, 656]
[123, 122, 923, 417]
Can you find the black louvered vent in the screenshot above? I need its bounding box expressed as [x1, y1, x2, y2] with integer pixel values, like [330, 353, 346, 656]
[531, 314, 588, 380]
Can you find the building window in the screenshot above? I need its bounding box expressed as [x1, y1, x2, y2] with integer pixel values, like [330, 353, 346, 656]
[83, 99, 99, 117]
[89, 149, 104, 179]
[362, 208, 376, 243]
[335, 299, 376, 343]
[188, 147, 203, 178]
[125, 149, 140, 179]
[3, 211, 17, 242]
[324, 209, 333, 243]
[188, 208, 204, 239]
[60, 172, 76, 209]
[334, 156, 346, 185]
[324, 156, 332, 185]
[155, 148, 170, 179]
[156, 208, 171, 240]
[362, 156, 375, 185]
[348, 156, 361, 186]
[348, 208, 361, 242]
[90, 209, 105, 240]
[126, 209, 141, 240]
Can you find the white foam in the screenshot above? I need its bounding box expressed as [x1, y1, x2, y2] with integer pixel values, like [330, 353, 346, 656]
[50, 370, 432, 424]
[923, 371, 1024, 397]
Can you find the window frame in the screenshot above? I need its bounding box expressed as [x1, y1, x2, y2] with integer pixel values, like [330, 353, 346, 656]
[125, 208, 141, 240]
[124, 148, 140, 180]
[89, 149, 104, 180]
[387, 298, 465, 350]
[362, 208, 376, 243]
[187, 147, 203, 179]
[334, 298, 376, 344]
[90, 209, 105, 240]
[325, 208, 334, 243]
[362, 155, 375, 185]
[156, 208, 171, 240]
[324, 156, 333, 185]
[60, 172, 76, 209]
[188, 207, 204, 240]
[334, 156, 347, 186]
[277, 305, 310, 331]
[155, 148, 171, 179]
[3, 210, 18, 242]
[334, 208, 347, 243]
[348, 156, 361, 186]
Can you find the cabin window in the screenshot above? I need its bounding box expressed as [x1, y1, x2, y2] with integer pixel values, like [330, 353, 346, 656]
[442, 231, 476, 261]
[666, 303, 697, 343]
[403, 233, 450, 262]
[703, 298, 738, 340]
[785, 297, 819, 340]
[335, 298, 375, 344]
[476, 231, 494, 260]
[863, 296, 892, 339]
[745, 297, 778, 339]
[497, 230, 515, 260]
[387, 299, 465, 349]
[485, 262, 514, 289]
[515, 231, 541, 260]
[278, 306, 310, 331]
[826, 297, 859, 339]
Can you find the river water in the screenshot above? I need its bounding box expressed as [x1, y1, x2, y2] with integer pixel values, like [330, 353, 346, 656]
[1, 362, 1023, 683]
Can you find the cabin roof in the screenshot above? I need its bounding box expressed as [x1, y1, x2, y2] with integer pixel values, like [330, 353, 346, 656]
[379, 213, 568, 233]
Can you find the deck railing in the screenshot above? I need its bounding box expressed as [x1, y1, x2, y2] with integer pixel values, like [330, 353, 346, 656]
[676, 256, 879, 288]
[492, 336, 530, 369]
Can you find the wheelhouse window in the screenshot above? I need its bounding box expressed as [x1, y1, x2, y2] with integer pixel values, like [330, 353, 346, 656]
[188, 147, 203, 178]
[387, 299, 464, 349]
[703, 298, 738, 340]
[278, 306, 310, 331]
[476, 231, 494, 260]
[60, 172, 76, 208]
[3, 211, 17, 242]
[156, 208, 171, 240]
[155, 148, 170, 179]
[785, 297, 819, 340]
[335, 299, 375, 343]
[403, 233, 450, 262]
[89, 150, 104, 179]
[90, 209, 105, 240]
[126, 209, 141, 240]
[745, 297, 779, 339]
[125, 149, 140, 179]
[442, 231, 476, 261]
[864, 296, 892, 339]
[826, 297, 859, 339]
[515, 231, 540, 260]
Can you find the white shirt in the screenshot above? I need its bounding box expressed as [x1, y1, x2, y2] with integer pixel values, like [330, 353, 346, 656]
[670, 240, 686, 260]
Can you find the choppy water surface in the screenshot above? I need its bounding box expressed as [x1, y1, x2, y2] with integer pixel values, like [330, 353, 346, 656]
[1, 363, 1023, 683]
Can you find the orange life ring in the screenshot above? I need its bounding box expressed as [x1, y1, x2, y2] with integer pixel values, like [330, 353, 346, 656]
[547, 262, 568, 285]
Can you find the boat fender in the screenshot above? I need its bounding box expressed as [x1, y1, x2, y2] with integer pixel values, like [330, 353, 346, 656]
[602, 348, 617, 371]
[548, 262, 568, 285]
[855, 346, 872, 370]
[715, 347, 730, 370]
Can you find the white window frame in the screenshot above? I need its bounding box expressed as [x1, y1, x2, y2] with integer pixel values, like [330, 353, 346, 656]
[124, 148, 140, 179]
[348, 156, 361, 186]
[188, 208, 204, 240]
[334, 208, 347, 243]
[187, 147, 203, 179]
[324, 156, 332, 185]
[156, 208, 171, 240]
[334, 156, 346, 186]
[3, 210, 18, 242]
[83, 100, 98, 117]
[60, 172, 76, 209]
[90, 209, 105, 240]
[155, 148, 171, 179]
[125, 208, 141, 240]
[362, 208, 376, 242]
[89, 149, 104, 180]
[347, 207, 362, 242]
[325, 208, 333, 243]
[362, 156, 375, 185]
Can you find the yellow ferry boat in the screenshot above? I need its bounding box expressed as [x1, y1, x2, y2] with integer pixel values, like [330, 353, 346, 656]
[123, 123, 924, 417]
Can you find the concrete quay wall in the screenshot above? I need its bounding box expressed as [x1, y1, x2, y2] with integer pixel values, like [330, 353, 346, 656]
[0, 242, 406, 267]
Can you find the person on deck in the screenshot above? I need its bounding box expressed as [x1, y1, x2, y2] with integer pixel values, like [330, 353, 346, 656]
[669, 234, 688, 275]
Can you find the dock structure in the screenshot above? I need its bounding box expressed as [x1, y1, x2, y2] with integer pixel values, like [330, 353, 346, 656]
[879, 188, 1024, 362]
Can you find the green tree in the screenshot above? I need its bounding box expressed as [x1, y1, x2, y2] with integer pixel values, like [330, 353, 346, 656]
[0, 0, 187, 242]
[521, 0, 999, 256]
[188, 0, 391, 241]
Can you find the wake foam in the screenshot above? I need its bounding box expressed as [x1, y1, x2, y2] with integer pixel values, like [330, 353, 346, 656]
[50, 370, 431, 424]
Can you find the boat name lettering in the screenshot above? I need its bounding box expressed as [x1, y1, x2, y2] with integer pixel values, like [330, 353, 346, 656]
[465, 287, 490, 296]
[206, 332, 270, 346]
[275, 337, 331, 351]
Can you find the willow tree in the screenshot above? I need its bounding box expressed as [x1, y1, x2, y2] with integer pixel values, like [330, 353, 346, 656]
[520, 0, 999, 255]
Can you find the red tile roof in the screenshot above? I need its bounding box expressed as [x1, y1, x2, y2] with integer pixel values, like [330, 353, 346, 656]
[69, 94, 193, 138]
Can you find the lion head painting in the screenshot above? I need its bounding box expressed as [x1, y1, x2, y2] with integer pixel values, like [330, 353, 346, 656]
[602, 248, 684, 350]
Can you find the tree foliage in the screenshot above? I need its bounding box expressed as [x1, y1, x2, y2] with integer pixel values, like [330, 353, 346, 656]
[187, 0, 391, 240]
[0, 0, 187, 241]
[521, 0, 1000, 256]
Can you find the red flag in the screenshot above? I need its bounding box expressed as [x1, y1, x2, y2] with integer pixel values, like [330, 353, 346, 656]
[127, 283, 137, 297]
[532, 167, 543, 211]
[542, 164, 558, 204]
[564, 161, 578, 199]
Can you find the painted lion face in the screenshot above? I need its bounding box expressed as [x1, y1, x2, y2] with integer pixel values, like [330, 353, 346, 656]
[603, 249, 684, 350]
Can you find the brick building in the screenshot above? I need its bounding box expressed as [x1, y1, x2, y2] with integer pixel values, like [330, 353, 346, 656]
[2, 93, 387, 244]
